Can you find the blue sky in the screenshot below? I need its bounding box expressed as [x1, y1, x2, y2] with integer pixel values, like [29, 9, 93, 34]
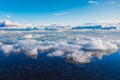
[0, 0, 120, 24]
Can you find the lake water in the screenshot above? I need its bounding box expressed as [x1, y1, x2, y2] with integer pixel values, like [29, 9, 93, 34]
[0, 49, 120, 80]
[0, 30, 120, 80]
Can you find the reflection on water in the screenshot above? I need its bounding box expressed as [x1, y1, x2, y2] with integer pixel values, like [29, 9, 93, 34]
[0, 49, 120, 80]
[0, 47, 117, 63]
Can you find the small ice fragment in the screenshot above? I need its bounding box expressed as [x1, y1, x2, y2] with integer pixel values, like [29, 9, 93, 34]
[24, 48, 38, 59]
[47, 50, 64, 57]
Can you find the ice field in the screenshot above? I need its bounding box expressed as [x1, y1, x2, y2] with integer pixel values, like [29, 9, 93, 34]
[0, 29, 119, 63]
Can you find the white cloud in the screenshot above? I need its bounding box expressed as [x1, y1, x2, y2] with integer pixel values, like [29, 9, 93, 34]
[6, 15, 11, 18]
[99, 19, 120, 23]
[118, 4, 120, 6]
[107, 1, 116, 5]
[88, 0, 98, 5]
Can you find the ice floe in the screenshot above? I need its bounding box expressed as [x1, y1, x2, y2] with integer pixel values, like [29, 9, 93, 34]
[1, 44, 13, 56]
[82, 38, 118, 51]
[65, 50, 93, 63]
[24, 48, 38, 59]
[47, 50, 64, 57]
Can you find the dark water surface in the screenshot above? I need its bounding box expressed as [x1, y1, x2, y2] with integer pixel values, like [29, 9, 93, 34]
[0, 50, 120, 80]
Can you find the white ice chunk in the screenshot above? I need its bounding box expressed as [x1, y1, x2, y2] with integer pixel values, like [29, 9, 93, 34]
[23, 34, 33, 39]
[82, 39, 118, 51]
[65, 50, 93, 63]
[38, 45, 53, 52]
[0, 42, 2, 46]
[54, 42, 81, 52]
[24, 48, 38, 59]
[17, 39, 39, 46]
[1, 44, 13, 56]
[12, 48, 21, 53]
[47, 50, 64, 57]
